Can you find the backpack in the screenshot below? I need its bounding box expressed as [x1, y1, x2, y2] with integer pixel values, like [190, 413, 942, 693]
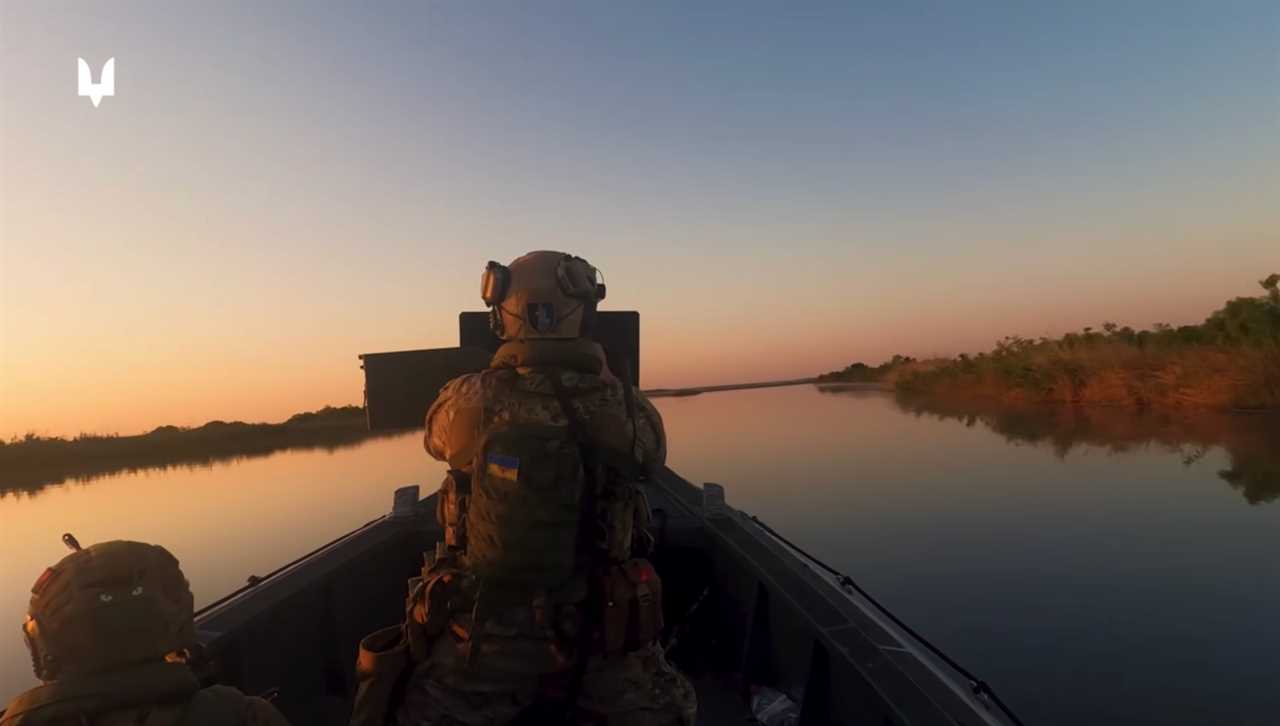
[465, 422, 590, 589]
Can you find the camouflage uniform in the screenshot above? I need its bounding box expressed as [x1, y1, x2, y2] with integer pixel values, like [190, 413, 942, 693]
[395, 338, 695, 726]
[424, 339, 665, 471]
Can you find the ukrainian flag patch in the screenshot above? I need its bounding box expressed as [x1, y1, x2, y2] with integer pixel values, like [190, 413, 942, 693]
[486, 453, 520, 481]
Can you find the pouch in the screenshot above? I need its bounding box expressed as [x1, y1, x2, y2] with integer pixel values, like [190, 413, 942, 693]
[437, 470, 470, 548]
[350, 625, 411, 726]
[600, 558, 664, 655]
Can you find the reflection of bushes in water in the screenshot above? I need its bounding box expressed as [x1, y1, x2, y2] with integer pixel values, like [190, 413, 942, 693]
[0, 406, 412, 498]
[1218, 451, 1280, 506]
[882, 391, 1280, 505]
[813, 383, 889, 398]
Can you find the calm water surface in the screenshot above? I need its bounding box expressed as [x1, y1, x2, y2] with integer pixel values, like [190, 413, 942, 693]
[3, 386, 1278, 725]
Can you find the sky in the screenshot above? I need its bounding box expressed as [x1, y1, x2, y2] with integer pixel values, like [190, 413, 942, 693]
[0, 1, 1277, 438]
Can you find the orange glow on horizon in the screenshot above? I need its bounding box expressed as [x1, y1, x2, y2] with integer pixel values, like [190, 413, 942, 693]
[2, 243, 1272, 440]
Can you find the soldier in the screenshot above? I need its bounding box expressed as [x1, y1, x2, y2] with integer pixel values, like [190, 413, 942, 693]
[1, 538, 290, 726]
[387, 251, 696, 725]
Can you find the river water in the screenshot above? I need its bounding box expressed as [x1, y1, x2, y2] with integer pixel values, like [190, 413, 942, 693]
[2, 385, 1277, 725]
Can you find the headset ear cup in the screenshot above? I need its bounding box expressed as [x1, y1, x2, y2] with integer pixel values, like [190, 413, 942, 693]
[23, 619, 55, 681]
[482, 261, 510, 306]
[557, 256, 602, 301]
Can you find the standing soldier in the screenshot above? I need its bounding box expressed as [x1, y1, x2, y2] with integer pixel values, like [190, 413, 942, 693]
[385, 251, 696, 725]
[1, 538, 290, 726]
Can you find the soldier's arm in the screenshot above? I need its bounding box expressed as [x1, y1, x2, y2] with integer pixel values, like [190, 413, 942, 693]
[633, 390, 667, 470]
[424, 373, 485, 469]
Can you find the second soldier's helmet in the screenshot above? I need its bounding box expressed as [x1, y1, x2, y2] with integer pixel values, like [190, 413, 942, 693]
[22, 539, 196, 681]
[481, 251, 606, 340]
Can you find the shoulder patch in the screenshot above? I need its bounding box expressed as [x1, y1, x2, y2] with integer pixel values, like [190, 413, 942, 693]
[485, 453, 520, 481]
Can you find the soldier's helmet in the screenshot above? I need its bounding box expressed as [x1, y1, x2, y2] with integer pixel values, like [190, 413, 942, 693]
[22, 540, 196, 682]
[481, 251, 606, 340]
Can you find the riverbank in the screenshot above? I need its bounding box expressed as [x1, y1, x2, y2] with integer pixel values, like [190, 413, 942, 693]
[644, 377, 817, 398]
[2, 377, 822, 495]
[0, 405, 392, 496]
[818, 275, 1280, 412]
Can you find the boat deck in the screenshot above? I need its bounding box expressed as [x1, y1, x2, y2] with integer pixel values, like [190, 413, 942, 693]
[191, 470, 1015, 725]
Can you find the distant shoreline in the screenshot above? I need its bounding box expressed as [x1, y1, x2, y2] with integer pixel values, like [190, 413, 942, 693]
[812, 381, 891, 392]
[3, 378, 832, 496]
[0, 406, 394, 497]
[644, 377, 818, 398]
[2, 378, 833, 496]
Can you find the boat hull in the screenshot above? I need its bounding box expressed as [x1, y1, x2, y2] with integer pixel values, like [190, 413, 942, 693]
[193, 470, 1014, 726]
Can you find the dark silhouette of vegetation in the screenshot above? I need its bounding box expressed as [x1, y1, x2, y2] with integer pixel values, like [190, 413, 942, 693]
[819, 275, 1280, 410]
[644, 377, 817, 397]
[0, 405, 401, 497]
[880, 391, 1280, 505]
[815, 355, 915, 384]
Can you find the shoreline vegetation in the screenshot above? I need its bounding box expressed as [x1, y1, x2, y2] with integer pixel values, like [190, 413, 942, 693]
[0, 405, 389, 497]
[817, 275, 1280, 412]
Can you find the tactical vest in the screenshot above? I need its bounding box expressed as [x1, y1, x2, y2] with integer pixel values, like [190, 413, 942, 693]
[466, 423, 590, 586]
[447, 425, 652, 584]
[430, 372, 663, 653]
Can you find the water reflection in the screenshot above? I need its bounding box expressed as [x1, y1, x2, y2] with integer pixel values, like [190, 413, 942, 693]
[0, 429, 408, 499]
[814, 384, 1280, 505]
[3, 386, 1277, 724]
[0, 430, 441, 697]
[667, 385, 1280, 726]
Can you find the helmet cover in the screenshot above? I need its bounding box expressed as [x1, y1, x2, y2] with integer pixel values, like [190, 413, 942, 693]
[486, 251, 604, 340]
[23, 540, 195, 681]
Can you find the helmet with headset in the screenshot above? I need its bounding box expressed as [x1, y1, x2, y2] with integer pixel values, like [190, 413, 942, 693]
[22, 539, 196, 682]
[480, 251, 606, 340]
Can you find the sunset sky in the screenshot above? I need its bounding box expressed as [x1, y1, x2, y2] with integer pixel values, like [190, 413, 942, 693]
[1, 1, 1277, 439]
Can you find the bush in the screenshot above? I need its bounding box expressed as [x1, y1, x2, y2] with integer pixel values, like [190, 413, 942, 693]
[819, 274, 1280, 410]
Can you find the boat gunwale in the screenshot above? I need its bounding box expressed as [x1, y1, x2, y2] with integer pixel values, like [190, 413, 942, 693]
[651, 468, 1016, 726]
[194, 515, 388, 622]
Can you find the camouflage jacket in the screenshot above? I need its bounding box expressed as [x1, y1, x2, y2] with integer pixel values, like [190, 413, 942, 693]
[424, 339, 666, 472]
[0, 662, 290, 726]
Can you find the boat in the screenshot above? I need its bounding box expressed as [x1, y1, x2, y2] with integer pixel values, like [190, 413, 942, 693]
[192, 476, 1021, 725]
[189, 311, 1023, 725]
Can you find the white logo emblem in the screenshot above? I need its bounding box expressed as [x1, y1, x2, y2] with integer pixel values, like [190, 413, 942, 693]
[77, 57, 115, 108]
